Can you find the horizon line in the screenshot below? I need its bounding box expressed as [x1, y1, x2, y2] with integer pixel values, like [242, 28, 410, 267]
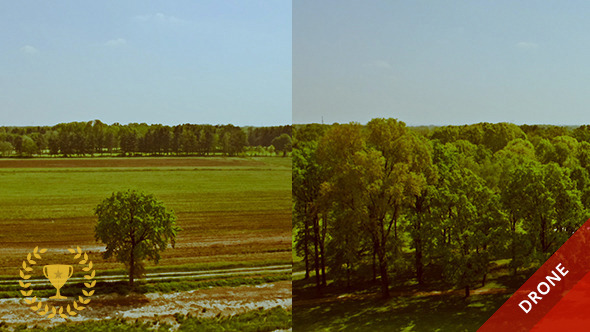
[0, 120, 292, 128]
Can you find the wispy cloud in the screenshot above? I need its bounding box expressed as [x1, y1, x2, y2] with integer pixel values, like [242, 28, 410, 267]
[363, 60, 393, 70]
[105, 38, 127, 47]
[133, 13, 186, 25]
[516, 41, 538, 50]
[20, 45, 38, 55]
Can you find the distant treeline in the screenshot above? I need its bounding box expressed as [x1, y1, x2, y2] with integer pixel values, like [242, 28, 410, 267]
[0, 120, 292, 157]
[293, 120, 590, 298]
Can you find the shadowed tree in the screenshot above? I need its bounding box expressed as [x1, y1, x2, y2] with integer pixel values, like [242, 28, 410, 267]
[438, 167, 506, 297]
[293, 140, 324, 287]
[272, 133, 292, 157]
[364, 118, 432, 297]
[0, 141, 13, 157]
[94, 190, 181, 286]
[21, 135, 38, 156]
[318, 119, 431, 298]
[504, 163, 585, 263]
[494, 140, 537, 275]
[317, 123, 365, 291]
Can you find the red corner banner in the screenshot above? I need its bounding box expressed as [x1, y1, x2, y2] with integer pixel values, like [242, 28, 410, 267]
[479, 219, 590, 331]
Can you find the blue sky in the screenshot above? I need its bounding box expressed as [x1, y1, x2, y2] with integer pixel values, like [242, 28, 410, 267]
[294, 1, 590, 125]
[0, 1, 291, 126]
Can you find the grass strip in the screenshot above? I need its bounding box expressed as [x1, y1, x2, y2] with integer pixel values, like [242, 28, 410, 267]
[0, 273, 291, 298]
[0, 259, 292, 280]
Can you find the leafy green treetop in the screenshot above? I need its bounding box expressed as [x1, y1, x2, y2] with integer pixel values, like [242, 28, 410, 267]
[94, 190, 181, 285]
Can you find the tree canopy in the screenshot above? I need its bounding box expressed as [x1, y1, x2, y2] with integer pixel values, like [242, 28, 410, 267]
[94, 190, 181, 285]
[294, 119, 589, 298]
[0, 120, 291, 157]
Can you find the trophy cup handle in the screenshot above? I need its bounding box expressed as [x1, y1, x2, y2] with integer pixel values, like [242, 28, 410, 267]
[43, 265, 49, 279]
[68, 265, 74, 278]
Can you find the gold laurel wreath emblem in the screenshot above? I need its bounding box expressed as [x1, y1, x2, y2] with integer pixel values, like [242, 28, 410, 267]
[19, 246, 96, 319]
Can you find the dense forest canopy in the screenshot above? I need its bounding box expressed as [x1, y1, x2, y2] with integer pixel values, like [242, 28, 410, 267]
[0, 120, 291, 157]
[293, 120, 590, 298]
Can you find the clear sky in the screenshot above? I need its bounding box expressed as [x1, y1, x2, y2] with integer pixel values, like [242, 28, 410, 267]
[0, 1, 291, 126]
[294, 1, 590, 126]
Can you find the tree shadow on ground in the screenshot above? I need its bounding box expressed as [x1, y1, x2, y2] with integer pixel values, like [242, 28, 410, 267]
[294, 291, 510, 332]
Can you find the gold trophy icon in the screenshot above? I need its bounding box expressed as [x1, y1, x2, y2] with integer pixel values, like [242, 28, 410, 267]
[43, 264, 73, 299]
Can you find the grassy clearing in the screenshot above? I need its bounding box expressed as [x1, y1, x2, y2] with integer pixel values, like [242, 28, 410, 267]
[0, 157, 291, 276]
[293, 274, 508, 331]
[292, 253, 530, 331]
[293, 290, 508, 332]
[0, 306, 291, 332]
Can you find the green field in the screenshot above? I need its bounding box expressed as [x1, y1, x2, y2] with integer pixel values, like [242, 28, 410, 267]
[0, 157, 291, 276]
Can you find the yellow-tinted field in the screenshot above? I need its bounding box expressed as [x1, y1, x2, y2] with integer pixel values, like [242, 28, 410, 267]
[0, 157, 291, 276]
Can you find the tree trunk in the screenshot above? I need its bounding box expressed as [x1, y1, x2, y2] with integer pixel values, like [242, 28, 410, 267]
[129, 205, 136, 286]
[378, 249, 390, 299]
[372, 240, 377, 282]
[304, 209, 310, 279]
[304, 228, 310, 279]
[129, 246, 135, 286]
[415, 213, 423, 285]
[511, 216, 517, 276]
[320, 212, 327, 287]
[346, 261, 351, 289]
[465, 284, 470, 298]
[540, 216, 547, 252]
[416, 240, 423, 286]
[414, 195, 425, 285]
[312, 214, 321, 292]
[377, 216, 391, 299]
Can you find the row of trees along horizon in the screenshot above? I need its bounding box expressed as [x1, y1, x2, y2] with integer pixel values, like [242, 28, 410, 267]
[0, 120, 292, 157]
[293, 119, 590, 298]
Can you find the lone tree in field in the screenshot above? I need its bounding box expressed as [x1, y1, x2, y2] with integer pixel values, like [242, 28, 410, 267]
[94, 190, 180, 286]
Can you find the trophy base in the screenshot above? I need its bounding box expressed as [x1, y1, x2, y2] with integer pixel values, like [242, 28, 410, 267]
[49, 295, 68, 299]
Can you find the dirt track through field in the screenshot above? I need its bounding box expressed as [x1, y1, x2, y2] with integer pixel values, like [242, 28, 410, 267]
[0, 281, 292, 329]
[0, 264, 291, 285]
